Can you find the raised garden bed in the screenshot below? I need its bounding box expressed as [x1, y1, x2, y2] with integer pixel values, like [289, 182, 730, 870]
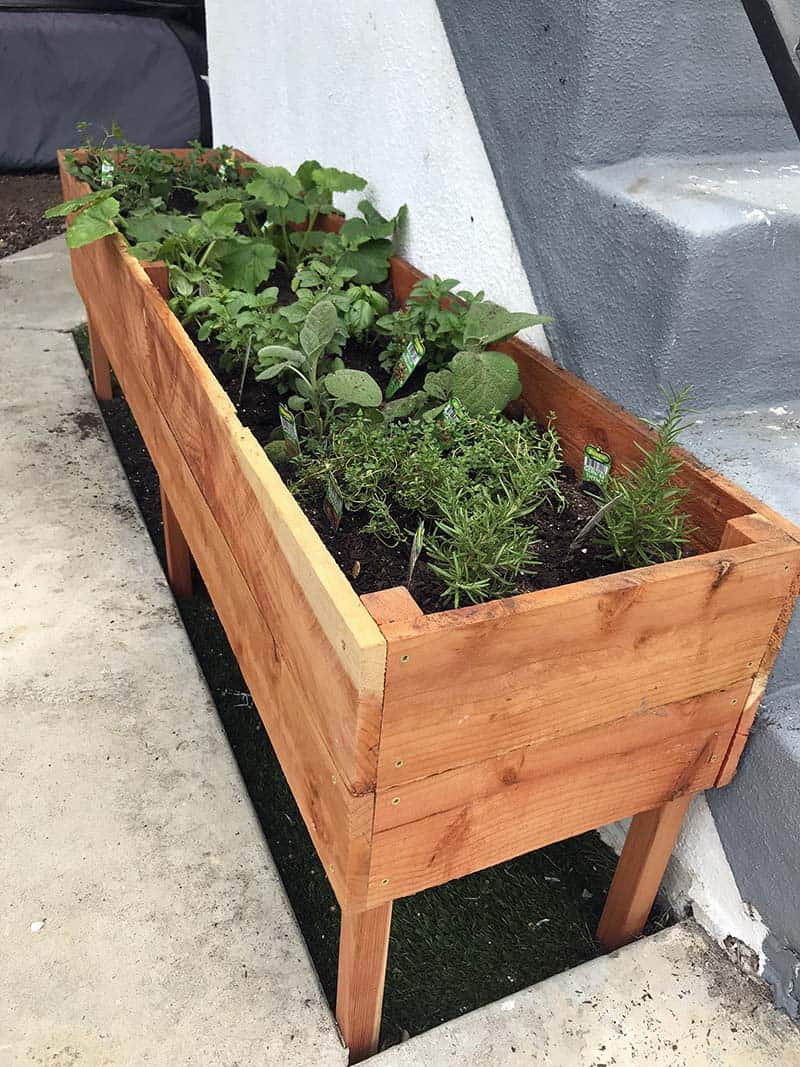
[58, 147, 800, 1063]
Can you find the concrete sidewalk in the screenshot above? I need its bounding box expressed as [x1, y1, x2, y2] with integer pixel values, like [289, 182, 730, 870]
[3, 238, 800, 1066]
[0, 239, 345, 1066]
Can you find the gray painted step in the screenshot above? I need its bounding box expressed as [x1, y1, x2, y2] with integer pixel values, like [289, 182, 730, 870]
[573, 153, 800, 413]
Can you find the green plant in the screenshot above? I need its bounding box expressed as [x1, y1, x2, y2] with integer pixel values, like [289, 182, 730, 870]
[593, 386, 696, 567]
[255, 300, 383, 444]
[289, 411, 563, 606]
[376, 276, 482, 372]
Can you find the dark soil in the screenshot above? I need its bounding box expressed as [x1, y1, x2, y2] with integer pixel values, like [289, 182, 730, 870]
[73, 324, 673, 1051]
[0, 172, 64, 257]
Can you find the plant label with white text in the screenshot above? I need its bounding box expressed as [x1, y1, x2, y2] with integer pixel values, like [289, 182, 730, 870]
[583, 444, 612, 485]
[385, 336, 425, 399]
[278, 402, 301, 459]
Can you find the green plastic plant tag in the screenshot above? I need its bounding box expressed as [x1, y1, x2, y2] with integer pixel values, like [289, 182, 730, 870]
[324, 474, 344, 531]
[385, 336, 425, 399]
[278, 402, 301, 459]
[441, 396, 466, 422]
[100, 159, 115, 187]
[406, 520, 425, 584]
[583, 444, 612, 485]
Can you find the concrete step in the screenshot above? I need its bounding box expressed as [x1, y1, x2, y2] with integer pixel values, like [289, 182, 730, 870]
[570, 153, 800, 414]
[373, 922, 800, 1066]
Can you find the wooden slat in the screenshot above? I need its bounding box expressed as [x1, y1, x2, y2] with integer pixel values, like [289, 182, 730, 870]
[136, 286, 385, 794]
[366, 685, 742, 906]
[160, 483, 193, 598]
[374, 540, 800, 789]
[336, 903, 392, 1064]
[716, 514, 800, 784]
[87, 313, 112, 401]
[68, 232, 375, 905]
[596, 794, 693, 951]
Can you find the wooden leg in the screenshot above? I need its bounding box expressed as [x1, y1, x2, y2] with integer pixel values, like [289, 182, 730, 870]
[597, 794, 692, 951]
[337, 902, 392, 1064]
[87, 314, 112, 401]
[160, 483, 193, 598]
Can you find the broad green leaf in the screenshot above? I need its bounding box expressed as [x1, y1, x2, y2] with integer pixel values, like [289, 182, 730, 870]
[45, 185, 122, 218]
[123, 211, 192, 245]
[216, 238, 278, 292]
[295, 159, 322, 191]
[463, 300, 553, 346]
[423, 369, 453, 400]
[339, 239, 393, 284]
[300, 299, 338, 357]
[311, 167, 367, 194]
[265, 198, 308, 226]
[450, 349, 522, 415]
[265, 439, 291, 465]
[246, 166, 302, 207]
[324, 369, 383, 407]
[382, 391, 426, 421]
[66, 197, 121, 248]
[256, 345, 303, 365]
[201, 202, 244, 236]
[255, 362, 291, 382]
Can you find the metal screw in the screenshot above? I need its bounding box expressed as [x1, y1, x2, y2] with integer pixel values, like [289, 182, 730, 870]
[391, 797, 401, 806]
[381, 877, 390, 885]
[394, 759, 404, 768]
[710, 755, 718, 762]
[331, 775, 337, 784]
[400, 655, 410, 664]
[731, 699, 737, 705]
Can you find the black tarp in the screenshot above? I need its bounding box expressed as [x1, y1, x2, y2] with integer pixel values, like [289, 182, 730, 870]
[0, 7, 210, 169]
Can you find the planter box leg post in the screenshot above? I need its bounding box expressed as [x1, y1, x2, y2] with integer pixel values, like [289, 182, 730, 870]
[87, 313, 112, 401]
[596, 793, 692, 951]
[337, 901, 392, 1064]
[159, 483, 193, 598]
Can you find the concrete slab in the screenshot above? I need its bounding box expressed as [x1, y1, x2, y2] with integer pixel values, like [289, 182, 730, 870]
[0, 322, 345, 1066]
[372, 922, 800, 1066]
[0, 235, 85, 332]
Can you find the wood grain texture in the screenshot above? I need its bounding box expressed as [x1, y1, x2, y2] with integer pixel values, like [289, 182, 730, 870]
[86, 313, 112, 401]
[374, 540, 800, 789]
[365, 686, 743, 905]
[596, 794, 693, 951]
[716, 514, 800, 785]
[160, 483, 193, 598]
[337, 903, 392, 1064]
[66, 228, 375, 905]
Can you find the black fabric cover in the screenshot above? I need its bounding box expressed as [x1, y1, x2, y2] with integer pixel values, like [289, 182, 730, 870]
[0, 12, 209, 169]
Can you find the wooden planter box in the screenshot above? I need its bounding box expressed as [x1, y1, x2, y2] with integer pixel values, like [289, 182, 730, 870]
[59, 150, 800, 1062]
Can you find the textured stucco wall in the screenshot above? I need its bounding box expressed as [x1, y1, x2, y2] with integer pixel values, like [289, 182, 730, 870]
[204, 0, 548, 350]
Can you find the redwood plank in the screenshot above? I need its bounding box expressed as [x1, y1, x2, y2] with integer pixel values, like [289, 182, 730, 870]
[365, 687, 739, 905]
[596, 794, 693, 951]
[337, 902, 392, 1064]
[87, 313, 112, 401]
[374, 540, 800, 789]
[160, 483, 193, 598]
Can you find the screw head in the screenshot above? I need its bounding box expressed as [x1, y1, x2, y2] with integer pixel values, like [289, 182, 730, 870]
[381, 877, 390, 886]
[400, 654, 410, 664]
[391, 796, 400, 806]
[394, 758, 404, 768]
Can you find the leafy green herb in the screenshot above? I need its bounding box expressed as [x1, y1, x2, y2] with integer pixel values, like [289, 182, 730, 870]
[593, 386, 696, 568]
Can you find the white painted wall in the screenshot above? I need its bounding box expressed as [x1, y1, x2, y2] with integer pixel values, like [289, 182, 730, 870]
[204, 0, 550, 350]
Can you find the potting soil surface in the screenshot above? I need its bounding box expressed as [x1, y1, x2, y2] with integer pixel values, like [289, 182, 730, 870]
[0, 171, 64, 257]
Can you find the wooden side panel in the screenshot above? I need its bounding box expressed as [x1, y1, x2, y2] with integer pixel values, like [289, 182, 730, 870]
[366, 685, 745, 905]
[67, 232, 378, 904]
[388, 257, 800, 551]
[372, 540, 800, 789]
[64, 235, 385, 800]
[716, 514, 800, 785]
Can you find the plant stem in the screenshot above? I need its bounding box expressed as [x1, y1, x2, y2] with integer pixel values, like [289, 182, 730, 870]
[236, 335, 253, 411]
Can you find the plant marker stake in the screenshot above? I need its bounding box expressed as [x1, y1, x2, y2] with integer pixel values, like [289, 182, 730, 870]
[567, 493, 624, 556]
[324, 474, 344, 531]
[236, 335, 253, 412]
[278, 403, 301, 459]
[582, 444, 612, 486]
[406, 520, 425, 585]
[385, 336, 425, 399]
